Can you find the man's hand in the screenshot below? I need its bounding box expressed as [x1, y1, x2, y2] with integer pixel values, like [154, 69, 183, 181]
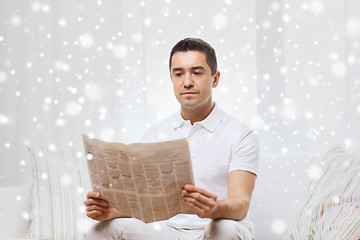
[84, 192, 126, 221]
[182, 171, 256, 221]
[181, 184, 219, 219]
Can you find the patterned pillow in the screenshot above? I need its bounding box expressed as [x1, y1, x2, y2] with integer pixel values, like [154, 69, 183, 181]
[27, 146, 95, 239]
[284, 146, 360, 240]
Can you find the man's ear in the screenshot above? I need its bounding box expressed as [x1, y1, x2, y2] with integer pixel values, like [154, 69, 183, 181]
[212, 71, 220, 88]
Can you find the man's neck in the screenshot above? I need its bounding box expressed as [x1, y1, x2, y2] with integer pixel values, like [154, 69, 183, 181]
[181, 102, 215, 125]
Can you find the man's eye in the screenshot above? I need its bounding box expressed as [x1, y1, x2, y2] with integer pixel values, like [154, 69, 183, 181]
[175, 73, 182, 77]
[194, 72, 202, 75]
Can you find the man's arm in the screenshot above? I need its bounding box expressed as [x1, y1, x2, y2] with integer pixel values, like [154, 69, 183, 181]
[181, 170, 256, 220]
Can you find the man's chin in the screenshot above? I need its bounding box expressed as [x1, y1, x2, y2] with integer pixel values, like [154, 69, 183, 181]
[179, 101, 196, 107]
[179, 100, 201, 109]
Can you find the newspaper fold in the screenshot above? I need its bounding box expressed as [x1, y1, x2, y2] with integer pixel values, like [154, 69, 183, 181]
[82, 134, 195, 223]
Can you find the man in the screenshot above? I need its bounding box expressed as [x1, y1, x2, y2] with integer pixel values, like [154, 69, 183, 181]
[84, 38, 259, 240]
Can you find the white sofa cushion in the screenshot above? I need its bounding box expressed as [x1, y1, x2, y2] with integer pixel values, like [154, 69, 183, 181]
[0, 184, 31, 239]
[284, 146, 360, 239]
[27, 146, 96, 239]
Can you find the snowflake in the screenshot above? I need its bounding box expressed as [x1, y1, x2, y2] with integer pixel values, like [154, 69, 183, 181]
[346, 17, 360, 36]
[213, 13, 228, 29]
[271, 219, 286, 234]
[309, 0, 325, 15]
[332, 62, 346, 77]
[307, 165, 322, 180]
[11, 15, 21, 26]
[100, 128, 115, 141]
[65, 102, 82, 116]
[0, 71, 7, 83]
[0, 114, 9, 125]
[113, 44, 128, 59]
[79, 33, 95, 48]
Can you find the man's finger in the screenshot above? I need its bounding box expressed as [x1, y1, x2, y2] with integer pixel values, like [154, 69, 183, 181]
[87, 210, 103, 219]
[182, 190, 207, 205]
[182, 195, 210, 211]
[84, 198, 108, 207]
[86, 204, 109, 213]
[182, 190, 216, 208]
[183, 199, 211, 218]
[184, 185, 217, 199]
[87, 191, 101, 199]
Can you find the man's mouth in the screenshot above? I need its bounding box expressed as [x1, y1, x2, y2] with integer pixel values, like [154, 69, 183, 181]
[182, 91, 197, 95]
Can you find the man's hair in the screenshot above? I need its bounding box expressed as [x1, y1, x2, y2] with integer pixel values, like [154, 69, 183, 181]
[169, 38, 218, 76]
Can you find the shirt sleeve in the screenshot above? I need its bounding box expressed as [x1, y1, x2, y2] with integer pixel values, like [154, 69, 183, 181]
[228, 129, 259, 176]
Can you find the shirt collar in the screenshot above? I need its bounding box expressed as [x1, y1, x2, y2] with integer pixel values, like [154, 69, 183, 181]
[171, 103, 224, 132]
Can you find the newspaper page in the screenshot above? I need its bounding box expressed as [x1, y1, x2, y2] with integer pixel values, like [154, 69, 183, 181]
[82, 134, 195, 223]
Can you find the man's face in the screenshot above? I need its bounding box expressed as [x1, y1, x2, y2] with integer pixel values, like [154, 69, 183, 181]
[170, 51, 219, 111]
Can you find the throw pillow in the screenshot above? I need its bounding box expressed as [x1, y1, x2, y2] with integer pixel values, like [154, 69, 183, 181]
[27, 146, 95, 239]
[284, 145, 360, 240]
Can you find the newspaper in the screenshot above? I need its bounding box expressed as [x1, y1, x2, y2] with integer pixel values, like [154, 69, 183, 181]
[82, 134, 195, 223]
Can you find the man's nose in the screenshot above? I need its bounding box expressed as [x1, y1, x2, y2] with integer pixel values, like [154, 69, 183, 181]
[183, 73, 194, 88]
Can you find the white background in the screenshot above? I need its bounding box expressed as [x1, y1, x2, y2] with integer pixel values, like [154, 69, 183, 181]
[0, 0, 359, 239]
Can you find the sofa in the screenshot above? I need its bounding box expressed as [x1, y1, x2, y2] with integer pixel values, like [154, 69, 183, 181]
[0, 145, 359, 240]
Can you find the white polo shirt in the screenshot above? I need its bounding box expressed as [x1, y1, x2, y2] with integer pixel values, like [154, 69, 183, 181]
[142, 103, 259, 229]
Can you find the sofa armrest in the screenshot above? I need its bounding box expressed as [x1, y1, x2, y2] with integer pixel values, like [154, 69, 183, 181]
[0, 184, 32, 239]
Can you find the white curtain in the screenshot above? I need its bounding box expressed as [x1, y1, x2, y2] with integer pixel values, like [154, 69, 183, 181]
[256, 0, 359, 154]
[1, 0, 148, 186]
[0, 0, 359, 239]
